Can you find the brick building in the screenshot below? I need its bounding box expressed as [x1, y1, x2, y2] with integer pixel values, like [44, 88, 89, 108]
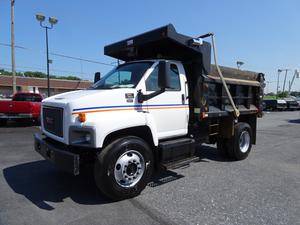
[0, 75, 92, 98]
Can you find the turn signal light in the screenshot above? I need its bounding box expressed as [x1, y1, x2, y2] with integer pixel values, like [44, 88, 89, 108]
[78, 113, 86, 122]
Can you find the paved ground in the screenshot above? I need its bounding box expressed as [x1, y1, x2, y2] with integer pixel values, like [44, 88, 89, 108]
[0, 111, 299, 225]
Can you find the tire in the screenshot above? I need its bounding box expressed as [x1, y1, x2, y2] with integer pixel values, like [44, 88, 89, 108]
[0, 119, 7, 126]
[94, 136, 154, 200]
[227, 123, 252, 160]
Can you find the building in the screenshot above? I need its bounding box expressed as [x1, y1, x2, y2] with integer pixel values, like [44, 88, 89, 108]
[0, 75, 92, 98]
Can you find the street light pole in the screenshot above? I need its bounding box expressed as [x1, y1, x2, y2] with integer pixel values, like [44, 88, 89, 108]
[36, 14, 58, 97]
[282, 69, 289, 93]
[276, 69, 282, 99]
[45, 26, 50, 97]
[11, 0, 16, 94]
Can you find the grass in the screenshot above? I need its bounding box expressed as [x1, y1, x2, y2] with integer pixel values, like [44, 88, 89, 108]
[263, 95, 277, 100]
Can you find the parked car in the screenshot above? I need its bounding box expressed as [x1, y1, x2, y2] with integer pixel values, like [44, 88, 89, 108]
[263, 99, 287, 111]
[286, 100, 300, 110]
[0, 92, 43, 125]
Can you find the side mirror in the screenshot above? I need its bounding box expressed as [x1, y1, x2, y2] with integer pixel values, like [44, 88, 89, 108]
[158, 61, 171, 89]
[94, 72, 101, 83]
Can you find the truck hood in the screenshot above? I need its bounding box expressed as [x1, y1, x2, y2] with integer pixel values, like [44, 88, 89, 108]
[42, 89, 138, 113]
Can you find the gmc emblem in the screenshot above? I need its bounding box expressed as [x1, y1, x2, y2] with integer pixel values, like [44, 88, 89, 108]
[46, 117, 54, 124]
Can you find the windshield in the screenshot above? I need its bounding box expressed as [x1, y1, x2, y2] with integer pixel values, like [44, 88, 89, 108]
[13, 94, 42, 102]
[90, 62, 153, 89]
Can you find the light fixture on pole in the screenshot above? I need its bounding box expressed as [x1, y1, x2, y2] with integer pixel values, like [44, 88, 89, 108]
[236, 61, 244, 70]
[35, 13, 58, 97]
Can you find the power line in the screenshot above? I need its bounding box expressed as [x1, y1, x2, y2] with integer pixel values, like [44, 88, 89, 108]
[0, 63, 90, 75]
[0, 42, 115, 66]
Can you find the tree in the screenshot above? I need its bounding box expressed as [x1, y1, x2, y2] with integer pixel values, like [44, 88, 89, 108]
[277, 91, 288, 98]
[1, 69, 82, 81]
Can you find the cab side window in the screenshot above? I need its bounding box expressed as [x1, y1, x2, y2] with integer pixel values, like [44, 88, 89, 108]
[169, 64, 180, 91]
[145, 63, 181, 91]
[145, 66, 159, 91]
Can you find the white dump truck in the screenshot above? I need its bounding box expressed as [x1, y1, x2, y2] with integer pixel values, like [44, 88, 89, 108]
[34, 24, 264, 200]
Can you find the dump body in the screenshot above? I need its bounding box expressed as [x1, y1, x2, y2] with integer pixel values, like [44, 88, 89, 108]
[105, 24, 264, 121]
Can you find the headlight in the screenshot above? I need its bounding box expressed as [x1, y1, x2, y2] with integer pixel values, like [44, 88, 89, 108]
[84, 133, 92, 143]
[69, 126, 95, 147]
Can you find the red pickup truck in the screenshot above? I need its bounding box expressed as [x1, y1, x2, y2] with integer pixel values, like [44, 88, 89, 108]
[0, 92, 43, 126]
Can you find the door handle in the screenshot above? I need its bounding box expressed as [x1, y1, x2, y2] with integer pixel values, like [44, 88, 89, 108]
[181, 94, 185, 104]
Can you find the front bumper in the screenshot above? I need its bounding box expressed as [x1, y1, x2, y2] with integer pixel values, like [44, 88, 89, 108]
[34, 133, 80, 175]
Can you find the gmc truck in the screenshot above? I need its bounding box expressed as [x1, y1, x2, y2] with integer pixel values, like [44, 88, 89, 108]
[0, 92, 43, 125]
[34, 24, 264, 200]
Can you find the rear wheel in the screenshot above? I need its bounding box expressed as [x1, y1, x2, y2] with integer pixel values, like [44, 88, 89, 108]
[94, 136, 153, 200]
[227, 123, 252, 160]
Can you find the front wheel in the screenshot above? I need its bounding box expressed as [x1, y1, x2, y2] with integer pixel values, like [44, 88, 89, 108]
[94, 136, 153, 200]
[227, 123, 252, 160]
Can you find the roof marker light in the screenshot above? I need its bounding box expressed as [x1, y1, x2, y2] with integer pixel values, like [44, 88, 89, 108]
[189, 38, 203, 46]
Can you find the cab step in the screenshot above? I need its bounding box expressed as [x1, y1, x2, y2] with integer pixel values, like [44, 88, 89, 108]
[158, 137, 196, 165]
[161, 156, 200, 170]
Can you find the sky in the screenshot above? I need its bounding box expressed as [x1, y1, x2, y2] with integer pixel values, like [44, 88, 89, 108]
[0, 0, 300, 93]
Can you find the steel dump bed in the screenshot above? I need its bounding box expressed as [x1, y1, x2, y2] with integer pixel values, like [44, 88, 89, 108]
[105, 23, 264, 117]
[104, 24, 211, 74]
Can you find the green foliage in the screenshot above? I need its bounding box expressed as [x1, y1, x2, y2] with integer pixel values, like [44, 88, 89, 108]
[263, 95, 277, 100]
[0, 68, 82, 81]
[267, 92, 275, 96]
[277, 91, 288, 98]
[24, 71, 47, 78]
[59, 76, 81, 80]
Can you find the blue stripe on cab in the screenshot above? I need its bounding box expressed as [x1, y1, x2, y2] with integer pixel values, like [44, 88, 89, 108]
[73, 104, 188, 112]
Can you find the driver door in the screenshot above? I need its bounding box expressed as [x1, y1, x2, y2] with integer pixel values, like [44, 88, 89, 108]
[145, 62, 188, 139]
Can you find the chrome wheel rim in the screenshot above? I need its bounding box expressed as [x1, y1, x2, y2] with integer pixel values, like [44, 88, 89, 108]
[114, 150, 145, 188]
[239, 130, 250, 153]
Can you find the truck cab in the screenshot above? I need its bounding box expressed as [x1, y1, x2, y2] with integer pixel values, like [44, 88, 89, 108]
[34, 24, 264, 200]
[41, 59, 188, 148]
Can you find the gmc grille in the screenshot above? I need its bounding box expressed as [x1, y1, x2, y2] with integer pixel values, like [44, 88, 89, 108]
[43, 106, 64, 137]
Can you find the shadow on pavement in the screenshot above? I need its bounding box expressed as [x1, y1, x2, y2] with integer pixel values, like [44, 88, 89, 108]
[148, 170, 184, 188]
[1, 120, 39, 128]
[3, 160, 111, 210]
[288, 119, 300, 124]
[3, 145, 228, 211]
[3, 160, 189, 210]
[197, 145, 231, 162]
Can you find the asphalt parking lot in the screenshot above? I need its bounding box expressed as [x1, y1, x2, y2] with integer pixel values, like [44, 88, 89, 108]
[0, 111, 299, 225]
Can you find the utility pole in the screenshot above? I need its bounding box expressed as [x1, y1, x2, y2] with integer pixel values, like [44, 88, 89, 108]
[11, 0, 16, 94]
